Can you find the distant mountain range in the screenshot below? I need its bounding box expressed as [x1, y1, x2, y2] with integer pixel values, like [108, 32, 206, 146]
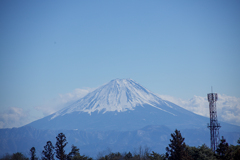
[0, 79, 239, 157]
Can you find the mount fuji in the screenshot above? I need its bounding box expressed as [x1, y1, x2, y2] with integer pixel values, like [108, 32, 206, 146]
[27, 79, 217, 131]
[1, 79, 240, 157]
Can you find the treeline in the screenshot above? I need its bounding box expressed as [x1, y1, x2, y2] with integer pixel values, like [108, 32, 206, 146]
[1, 129, 240, 160]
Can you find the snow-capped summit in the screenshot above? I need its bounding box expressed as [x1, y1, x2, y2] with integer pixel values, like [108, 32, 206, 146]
[51, 79, 171, 119]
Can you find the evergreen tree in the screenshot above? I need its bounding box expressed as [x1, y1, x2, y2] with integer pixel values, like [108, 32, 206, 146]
[148, 151, 165, 160]
[67, 145, 80, 160]
[108, 152, 122, 160]
[233, 138, 240, 160]
[0, 152, 29, 160]
[216, 136, 231, 160]
[66, 145, 92, 160]
[187, 144, 216, 160]
[12, 152, 29, 160]
[42, 141, 55, 160]
[55, 133, 68, 160]
[166, 129, 191, 160]
[30, 147, 37, 160]
[233, 147, 240, 160]
[124, 152, 133, 160]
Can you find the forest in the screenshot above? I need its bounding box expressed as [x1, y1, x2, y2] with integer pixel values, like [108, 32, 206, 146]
[1, 129, 239, 160]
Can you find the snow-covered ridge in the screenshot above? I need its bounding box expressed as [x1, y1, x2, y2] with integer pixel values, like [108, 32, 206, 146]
[51, 79, 172, 119]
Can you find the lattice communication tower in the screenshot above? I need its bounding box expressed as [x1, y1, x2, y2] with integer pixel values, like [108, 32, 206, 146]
[207, 92, 221, 152]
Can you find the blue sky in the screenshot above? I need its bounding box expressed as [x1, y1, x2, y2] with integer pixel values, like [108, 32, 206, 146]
[0, 0, 240, 127]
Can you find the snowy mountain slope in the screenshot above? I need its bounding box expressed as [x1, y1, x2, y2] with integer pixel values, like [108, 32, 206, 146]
[27, 79, 239, 131]
[51, 79, 175, 119]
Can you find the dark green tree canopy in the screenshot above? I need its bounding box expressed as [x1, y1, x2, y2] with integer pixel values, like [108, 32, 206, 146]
[42, 141, 55, 160]
[124, 152, 133, 160]
[13, 152, 29, 160]
[30, 147, 37, 160]
[148, 151, 165, 160]
[216, 136, 231, 160]
[166, 129, 191, 160]
[67, 145, 80, 160]
[187, 144, 216, 160]
[55, 133, 68, 160]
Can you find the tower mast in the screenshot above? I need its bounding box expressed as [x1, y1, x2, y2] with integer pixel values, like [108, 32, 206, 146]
[207, 91, 221, 151]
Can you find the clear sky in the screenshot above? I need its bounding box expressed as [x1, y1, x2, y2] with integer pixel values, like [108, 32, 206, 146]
[0, 0, 240, 127]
